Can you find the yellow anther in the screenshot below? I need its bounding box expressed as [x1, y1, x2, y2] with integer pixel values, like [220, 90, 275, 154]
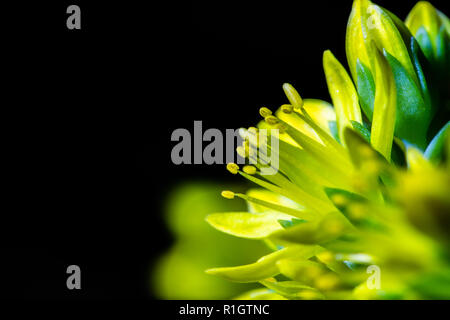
[221, 190, 235, 199]
[259, 107, 272, 118]
[331, 194, 348, 207]
[265, 115, 279, 125]
[281, 104, 294, 114]
[243, 165, 257, 175]
[282, 83, 303, 109]
[226, 162, 239, 174]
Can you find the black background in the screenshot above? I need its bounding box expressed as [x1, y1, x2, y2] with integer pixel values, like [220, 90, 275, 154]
[1, 0, 448, 299]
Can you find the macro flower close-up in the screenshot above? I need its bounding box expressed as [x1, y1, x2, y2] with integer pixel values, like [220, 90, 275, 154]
[157, 0, 450, 300]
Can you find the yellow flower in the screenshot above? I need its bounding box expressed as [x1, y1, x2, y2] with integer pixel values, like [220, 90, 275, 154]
[203, 0, 450, 300]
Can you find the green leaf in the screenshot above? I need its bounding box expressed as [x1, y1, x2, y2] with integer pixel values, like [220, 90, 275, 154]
[437, 10, 450, 36]
[205, 245, 318, 283]
[356, 60, 375, 121]
[328, 121, 340, 143]
[410, 270, 450, 299]
[390, 139, 407, 167]
[410, 36, 432, 111]
[436, 26, 450, 69]
[416, 27, 434, 61]
[425, 121, 450, 163]
[383, 50, 430, 150]
[351, 120, 371, 143]
[206, 211, 292, 239]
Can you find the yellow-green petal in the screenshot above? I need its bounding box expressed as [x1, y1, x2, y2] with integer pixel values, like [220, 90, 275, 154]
[370, 45, 397, 161]
[206, 211, 292, 239]
[346, 0, 374, 80]
[234, 288, 287, 300]
[323, 50, 362, 142]
[205, 245, 317, 283]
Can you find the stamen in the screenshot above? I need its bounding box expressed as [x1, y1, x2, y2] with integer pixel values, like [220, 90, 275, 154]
[243, 165, 257, 175]
[281, 104, 294, 114]
[265, 115, 279, 125]
[259, 107, 272, 118]
[226, 162, 239, 174]
[282, 83, 303, 109]
[221, 190, 235, 199]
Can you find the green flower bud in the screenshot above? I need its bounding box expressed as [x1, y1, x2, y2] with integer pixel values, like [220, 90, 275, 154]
[346, 0, 435, 150]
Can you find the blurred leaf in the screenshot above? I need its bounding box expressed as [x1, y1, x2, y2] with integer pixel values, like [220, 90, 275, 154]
[260, 280, 324, 300]
[152, 183, 269, 299]
[278, 218, 307, 229]
[205, 245, 315, 283]
[425, 121, 450, 163]
[351, 120, 371, 143]
[234, 288, 287, 300]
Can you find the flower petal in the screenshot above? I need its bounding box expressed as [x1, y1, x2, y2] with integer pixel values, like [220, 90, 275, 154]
[323, 50, 362, 142]
[206, 211, 291, 239]
[205, 246, 317, 282]
[370, 46, 397, 161]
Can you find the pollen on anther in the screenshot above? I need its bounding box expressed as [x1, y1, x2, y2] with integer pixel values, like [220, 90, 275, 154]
[265, 116, 279, 125]
[243, 165, 257, 175]
[221, 190, 235, 199]
[226, 162, 239, 174]
[259, 107, 272, 118]
[281, 104, 294, 114]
